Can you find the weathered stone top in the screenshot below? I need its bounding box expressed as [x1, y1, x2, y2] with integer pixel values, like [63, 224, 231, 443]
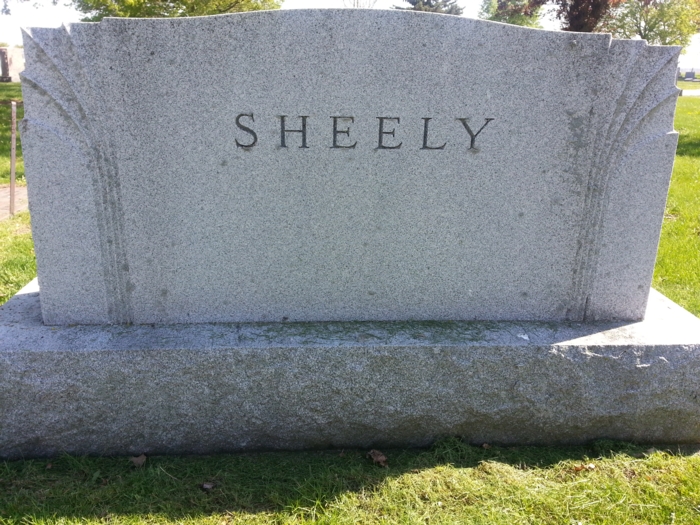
[20, 10, 680, 325]
[3, 281, 700, 351]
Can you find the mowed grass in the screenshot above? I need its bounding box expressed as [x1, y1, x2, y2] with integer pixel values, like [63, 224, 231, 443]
[0, 211, 34, 304]
[1, 439, 700, 524]
[678, 80, 700, 90]
[1, 84, 700, 525]
[0, 83, 24, 185]
[652, 97, 700, 315]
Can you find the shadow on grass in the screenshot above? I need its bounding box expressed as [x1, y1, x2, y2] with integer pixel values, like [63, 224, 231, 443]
[2, 438, 698, 521]
[676, 136, 700, 158]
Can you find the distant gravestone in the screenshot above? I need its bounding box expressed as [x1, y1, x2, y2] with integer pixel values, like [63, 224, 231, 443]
[684, 71, 696, 80]
[19, 11, 680, 325]
[5, 48, 24, 82]
[2, 11, 700, 458]
[0, 48, 11, 82]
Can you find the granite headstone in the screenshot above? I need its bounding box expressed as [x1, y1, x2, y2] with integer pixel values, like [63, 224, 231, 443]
[20, 10, 680, 325]
[3, 11, 699, 458]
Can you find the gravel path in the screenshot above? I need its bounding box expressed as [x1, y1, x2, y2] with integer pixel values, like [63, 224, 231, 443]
[0, 185, 28, 221]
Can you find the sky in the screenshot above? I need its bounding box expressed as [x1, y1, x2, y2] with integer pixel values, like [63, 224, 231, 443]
[0, 0, 699, 68]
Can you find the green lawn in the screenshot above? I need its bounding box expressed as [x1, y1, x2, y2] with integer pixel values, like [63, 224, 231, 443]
[1, 440, 699, 524]
[0, 211, 34, 304]
[678, 80, 700, 90]
[1, 85, 700, 525]
[652, 97, 700, 314]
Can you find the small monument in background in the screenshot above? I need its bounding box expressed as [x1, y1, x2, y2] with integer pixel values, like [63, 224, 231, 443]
[0, 48, 11, 82]
[1, 10, 699, 458]
[0, 47, 24, 82]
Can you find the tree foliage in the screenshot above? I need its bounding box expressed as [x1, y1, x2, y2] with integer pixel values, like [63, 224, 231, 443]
[1, 0, 15, 15]
[478, 0, 626, 31]
[343, 0, 379, 7]
[394, 0, 464, 15]
[554, 0, 623, 31]
[479, 0, 545, 27]
[598, 0, 700, 46]
[78, 0, 279, 21]
[1, 0, 279, 20]
[479, 0, 613, 30]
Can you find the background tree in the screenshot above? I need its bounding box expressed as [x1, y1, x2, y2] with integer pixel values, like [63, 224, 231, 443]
[598, 0, 700, 47]
[554, 0, 623, 31]
[343, 0, 379, 7]
[478, 0, 621, 30]
[394, 0, 464, 15]
[479, 0, 546, 27]
[2, 0, 279, 20]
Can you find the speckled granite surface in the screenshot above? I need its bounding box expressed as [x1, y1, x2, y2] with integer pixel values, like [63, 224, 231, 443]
[20, 11, 680, 325]
[2, 280, 699, 458]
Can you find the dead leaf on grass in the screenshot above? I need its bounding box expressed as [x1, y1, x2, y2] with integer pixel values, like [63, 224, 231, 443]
[573, 463, 596, 472]
[46, 463, 52, 469]
[201, 482, 216, 491]
[130, 454, 147, 468]
[482, 443, 492, 449]
[367, 449, 388, 468]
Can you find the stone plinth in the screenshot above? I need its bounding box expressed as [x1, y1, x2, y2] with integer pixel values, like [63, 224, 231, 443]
[2, 280, 699, 459]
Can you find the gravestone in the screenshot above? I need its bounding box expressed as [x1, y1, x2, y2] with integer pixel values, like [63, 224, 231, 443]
[5, 47, 25, 82]
[17, 11, 682, 325]
[0, 48, 11, 82]
[2, 10, 700, 458]
[684, 70, 696, 80]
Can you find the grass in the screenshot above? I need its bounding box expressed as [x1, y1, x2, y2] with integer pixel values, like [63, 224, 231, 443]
[652, 97, 700, 315]
[678, 80, 700, 90]
[1, 83, 700, 525]
[0, 83, 24, 185]
[0, 211, 34, 304]
[1, 439, 699, 524]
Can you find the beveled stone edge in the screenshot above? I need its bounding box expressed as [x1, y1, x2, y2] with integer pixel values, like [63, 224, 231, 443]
[2, 279, 699, 351]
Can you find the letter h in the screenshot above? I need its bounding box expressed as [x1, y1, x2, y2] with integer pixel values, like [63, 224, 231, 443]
[280, 116, 309, 148]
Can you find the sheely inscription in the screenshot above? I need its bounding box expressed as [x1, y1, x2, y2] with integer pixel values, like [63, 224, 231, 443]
[234, 115, 495, 150]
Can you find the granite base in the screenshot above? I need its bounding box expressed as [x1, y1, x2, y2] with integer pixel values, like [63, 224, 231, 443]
[2, 280, 700, 459]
